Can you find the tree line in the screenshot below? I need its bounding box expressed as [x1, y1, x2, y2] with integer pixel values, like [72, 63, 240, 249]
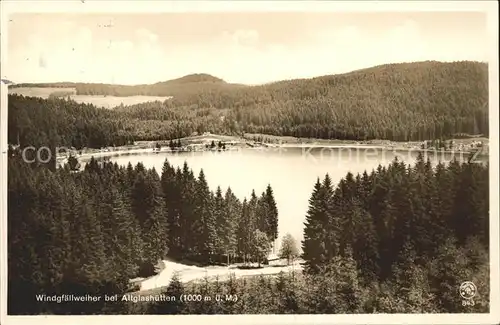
[8, 151, 278, 314]
[158, 158, 278, 264]
[9, 61, 488, 144]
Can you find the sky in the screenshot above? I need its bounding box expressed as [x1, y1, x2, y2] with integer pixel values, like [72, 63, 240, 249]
[5, 11, 490, 85]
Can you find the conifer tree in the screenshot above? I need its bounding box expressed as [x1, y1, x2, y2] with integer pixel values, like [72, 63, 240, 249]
[131, 168, 169, 264]
[256, 192, 270, 237]
[237, 199, 251, 262]
[179, 162, 196, 256]
[349, 202, 380, 283]
[223, 187, 240, 264]
[302, 178, 324, 274]
[248, 190, 259, 235]
[152, 273, 186, 314]
[161, 159, 182, 257]
[194, 169, 216, 261]
[319, 174, 336, 262]
[213, 186, 226, 259]
[264, 184, 279, 243]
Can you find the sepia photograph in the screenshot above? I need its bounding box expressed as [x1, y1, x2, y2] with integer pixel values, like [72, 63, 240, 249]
[0, 1, 499, 324]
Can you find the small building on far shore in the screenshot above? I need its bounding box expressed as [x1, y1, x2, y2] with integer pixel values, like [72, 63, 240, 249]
[264, 253, 282, 266]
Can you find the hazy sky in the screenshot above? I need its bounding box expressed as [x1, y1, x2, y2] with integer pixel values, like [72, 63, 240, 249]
[5, 11, 490, 85]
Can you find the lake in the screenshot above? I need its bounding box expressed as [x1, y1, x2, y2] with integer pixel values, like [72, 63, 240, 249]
[107, 146, 486, 248]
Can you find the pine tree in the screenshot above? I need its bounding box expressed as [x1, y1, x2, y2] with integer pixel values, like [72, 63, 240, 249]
[358, 170, 373, 209]
[256, 192, 270, 237]
[320, 174, 337, 262]
[248, 190, 259, 235]
[125, 162, 135, 187]
[378, 162, 415, 278]
[410, 154, 438, 257]
[213, 186, 226, 260]
[302, 178, 325, 274]
[238, 199, 251, 262]
[223, 187, 240, 264]
[329, 179, 348, 257]
[264, 184, 279, 244]
[131, 169, 169, 264]
[194, 169, 216, 261]
[349, 201, 379, 283]
[152, 273, 186, 314]
[179, 162, 196, 256]
[161, 159, 182, 257]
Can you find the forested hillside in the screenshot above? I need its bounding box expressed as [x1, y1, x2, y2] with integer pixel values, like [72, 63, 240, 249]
[9, 61, 489, 143]
[8, 95, 133, 149]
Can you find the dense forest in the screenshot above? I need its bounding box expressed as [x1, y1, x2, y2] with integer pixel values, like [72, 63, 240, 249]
[9, 61, 489, 144]
[8, 150, 278, 314]
[8, 147, 489, 314]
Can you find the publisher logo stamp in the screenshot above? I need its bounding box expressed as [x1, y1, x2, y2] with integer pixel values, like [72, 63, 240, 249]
[460, 281, 477, 306]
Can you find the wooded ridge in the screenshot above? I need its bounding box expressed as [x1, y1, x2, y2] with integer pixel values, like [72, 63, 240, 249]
[9, 61, 488, 144]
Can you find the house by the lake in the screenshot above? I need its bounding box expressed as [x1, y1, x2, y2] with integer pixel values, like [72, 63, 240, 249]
[264, 253, 282, 266]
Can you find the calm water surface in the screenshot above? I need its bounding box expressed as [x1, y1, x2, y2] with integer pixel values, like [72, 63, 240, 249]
[108, 147, 484, 246]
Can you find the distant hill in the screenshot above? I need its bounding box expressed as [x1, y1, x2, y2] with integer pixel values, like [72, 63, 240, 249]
[8, 61, 489, 144]
[9, 73, 226, 88]
[159, 73, 226, 85]
[9, 73, 243, 97]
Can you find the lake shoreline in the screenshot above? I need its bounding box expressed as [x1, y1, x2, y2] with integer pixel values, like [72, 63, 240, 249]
[56, 133, 489, 162]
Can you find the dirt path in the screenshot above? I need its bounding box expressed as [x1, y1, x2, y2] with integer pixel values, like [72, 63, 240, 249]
[137, 259, 303, 292]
